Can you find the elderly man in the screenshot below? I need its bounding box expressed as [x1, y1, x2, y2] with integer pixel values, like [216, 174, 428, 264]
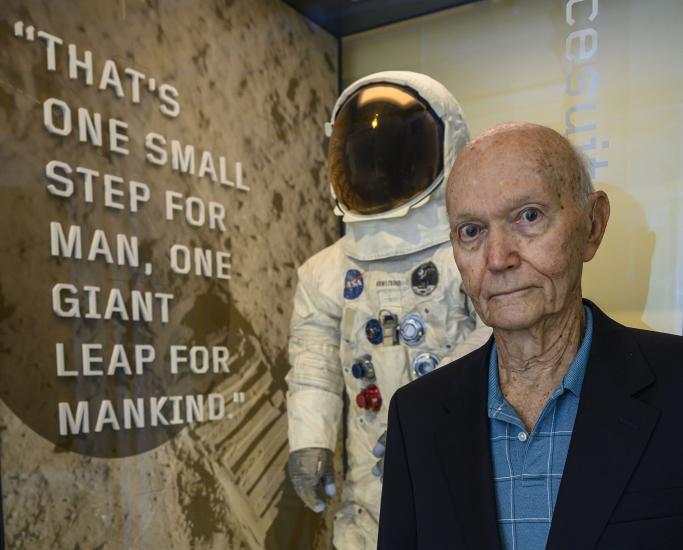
[377, 123, 683, 550]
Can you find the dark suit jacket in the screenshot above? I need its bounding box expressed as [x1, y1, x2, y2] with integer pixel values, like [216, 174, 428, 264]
[377, 301, 683, 549]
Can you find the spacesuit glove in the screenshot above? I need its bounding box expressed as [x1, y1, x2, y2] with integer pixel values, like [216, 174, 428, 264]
[371, 430, 387, 482]
[288, 447, 336, 513]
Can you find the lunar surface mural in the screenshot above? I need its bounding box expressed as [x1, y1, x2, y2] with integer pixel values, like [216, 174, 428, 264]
[0, 0, 338, 547]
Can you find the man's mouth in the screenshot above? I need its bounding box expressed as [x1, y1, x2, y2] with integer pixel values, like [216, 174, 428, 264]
[488, 287, 533, 299]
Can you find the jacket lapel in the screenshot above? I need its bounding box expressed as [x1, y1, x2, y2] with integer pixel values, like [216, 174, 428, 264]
[434, 340, 502, 550]
[546, 303, 660, 550]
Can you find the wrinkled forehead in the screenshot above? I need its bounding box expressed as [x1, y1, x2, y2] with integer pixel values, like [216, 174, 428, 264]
[449, 127, 579, 200]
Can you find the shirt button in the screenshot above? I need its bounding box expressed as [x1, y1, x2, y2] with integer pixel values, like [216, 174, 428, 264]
[517, 431, 528, 442]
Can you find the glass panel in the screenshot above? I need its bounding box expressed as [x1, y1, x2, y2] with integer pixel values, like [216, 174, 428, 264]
[344, 0, 683, 334]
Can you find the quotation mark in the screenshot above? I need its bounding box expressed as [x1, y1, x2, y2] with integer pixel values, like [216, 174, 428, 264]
[227, 392, 246, 419]
[14, 21, 35, 41]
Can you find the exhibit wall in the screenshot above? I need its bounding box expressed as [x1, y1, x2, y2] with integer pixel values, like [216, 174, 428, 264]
[343, 0, 683, 335]
[0, 0, 339, 548]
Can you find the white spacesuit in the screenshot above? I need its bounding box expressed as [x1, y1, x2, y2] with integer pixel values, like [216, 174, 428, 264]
[286, 71, 491, 549]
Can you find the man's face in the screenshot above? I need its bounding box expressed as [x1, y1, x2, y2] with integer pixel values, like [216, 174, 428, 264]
[447, 135, 590, 331]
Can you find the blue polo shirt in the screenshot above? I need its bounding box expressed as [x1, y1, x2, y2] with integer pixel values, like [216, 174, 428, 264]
[488, 306, 593, 550]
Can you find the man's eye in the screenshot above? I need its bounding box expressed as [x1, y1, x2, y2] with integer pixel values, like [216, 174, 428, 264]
[520, 207, 542, 223]
[458, 224, 481, 241]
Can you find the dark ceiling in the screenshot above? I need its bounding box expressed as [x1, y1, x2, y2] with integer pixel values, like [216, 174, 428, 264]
[282, 0, 479, 37]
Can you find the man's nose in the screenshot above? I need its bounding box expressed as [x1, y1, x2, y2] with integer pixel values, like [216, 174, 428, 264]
[485, 227, 520, 272]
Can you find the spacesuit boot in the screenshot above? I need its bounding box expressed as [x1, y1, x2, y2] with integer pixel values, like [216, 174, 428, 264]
[286, 71, 491, 550]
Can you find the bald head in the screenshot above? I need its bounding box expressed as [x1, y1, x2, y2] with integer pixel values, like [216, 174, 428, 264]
[447, 123, 594, 212]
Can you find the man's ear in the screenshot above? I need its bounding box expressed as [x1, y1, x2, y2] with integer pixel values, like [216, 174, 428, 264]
[583, 191, 610, 262]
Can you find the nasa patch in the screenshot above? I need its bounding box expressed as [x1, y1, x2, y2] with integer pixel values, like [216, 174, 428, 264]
[343, 268, 364, 300]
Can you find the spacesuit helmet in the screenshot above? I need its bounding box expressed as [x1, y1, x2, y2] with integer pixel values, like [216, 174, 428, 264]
[329, 83, 444, 217]
[326, 71, 468, 223]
